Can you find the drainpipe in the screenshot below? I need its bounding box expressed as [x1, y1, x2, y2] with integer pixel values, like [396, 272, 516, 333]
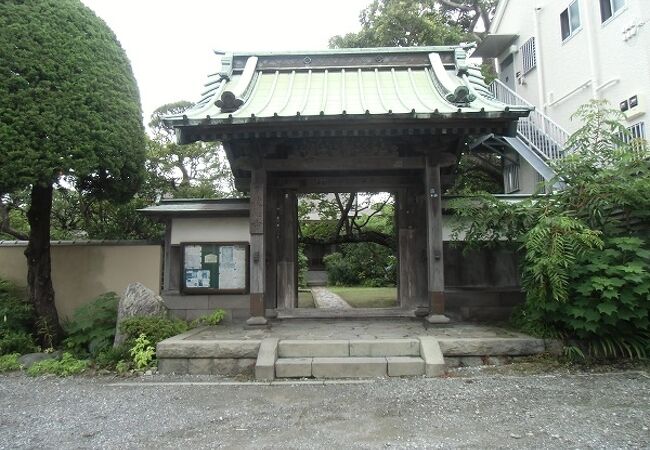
[584, 0, 601, 98]
[533, 4, 547, 117]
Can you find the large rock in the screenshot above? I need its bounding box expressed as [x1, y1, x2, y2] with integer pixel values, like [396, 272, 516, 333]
[113, 282, 167, 347]
[18, 351, 62, 369]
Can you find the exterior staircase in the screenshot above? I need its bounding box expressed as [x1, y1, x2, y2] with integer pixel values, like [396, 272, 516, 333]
[255, 337, 445, 380]
[471, 79, 571, 184]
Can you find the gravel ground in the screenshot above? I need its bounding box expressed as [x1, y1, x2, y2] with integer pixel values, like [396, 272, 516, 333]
[0, 369, 648, 449]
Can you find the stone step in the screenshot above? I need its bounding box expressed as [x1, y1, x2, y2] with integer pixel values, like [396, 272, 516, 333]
[275, 308, 416, 319]
[275, 356, 427, 378]
[277, 338, 421, 358]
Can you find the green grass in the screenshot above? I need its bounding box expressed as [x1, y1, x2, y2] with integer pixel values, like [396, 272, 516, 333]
[328, 287, 397, 308]
[298, 290, 315, 308]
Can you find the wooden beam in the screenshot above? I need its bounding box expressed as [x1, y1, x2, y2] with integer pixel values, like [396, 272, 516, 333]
[268, 174, 427, 192]
[237, 156, 427, 171]
[240, 173, 453, 193]
[424, 156, 446, 318]
[248, 168, 268, 325]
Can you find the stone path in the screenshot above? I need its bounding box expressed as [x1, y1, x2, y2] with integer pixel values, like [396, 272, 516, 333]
[310, 287, 352, 309]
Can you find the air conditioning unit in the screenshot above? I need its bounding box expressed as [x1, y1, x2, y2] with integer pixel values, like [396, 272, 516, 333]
[620, 94, 644, 120]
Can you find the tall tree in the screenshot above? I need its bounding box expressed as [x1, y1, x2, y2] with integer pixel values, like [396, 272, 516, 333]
[148, 102, 235, 199]
[330, 0, 468, 48]
[437, 0, 497, 41]
[0, 0, 146, 345]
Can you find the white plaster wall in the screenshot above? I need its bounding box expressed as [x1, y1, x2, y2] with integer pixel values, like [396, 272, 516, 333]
[492, 0, 543, 108]
[492, 0, 650, 134]
[170, 217, 250, 245]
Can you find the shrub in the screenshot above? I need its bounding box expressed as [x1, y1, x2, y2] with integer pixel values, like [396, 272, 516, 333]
[63, 292, 119, 357]
[94, 344, 130, 370]
[324, 243, 396, 287]
[450, 101, 650, 359]
[298, 246, 309, 288]
[26, 352, 88, 377]
[191, 309, 226, 327]
[0, 330, 39, 355]
[119, 316, 188, 347]
[115, 359, 130, 374]
[0, 279, 33, 332]
[0, 353, 21, 372]
[0, 278, 37, 355]
[521, 237, 650, 358]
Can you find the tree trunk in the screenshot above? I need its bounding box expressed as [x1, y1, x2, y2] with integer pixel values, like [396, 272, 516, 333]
[24, 184, 63, 348]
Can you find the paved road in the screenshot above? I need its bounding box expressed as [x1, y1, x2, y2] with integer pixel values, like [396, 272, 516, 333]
[0, 370, 648, 449]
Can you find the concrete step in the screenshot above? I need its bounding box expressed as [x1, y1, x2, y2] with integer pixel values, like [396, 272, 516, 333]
[270, 337, 445, 379]
[275, 356, 427, 378]
[277, 338, 421, 358]
[276, 308, 416, 319]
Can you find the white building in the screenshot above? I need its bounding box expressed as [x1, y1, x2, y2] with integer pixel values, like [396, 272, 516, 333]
[473, 0, 648, 193]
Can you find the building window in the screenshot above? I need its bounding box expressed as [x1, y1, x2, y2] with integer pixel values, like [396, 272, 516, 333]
[504, 162, 520, 194]
[521, 37, 536, 75]
[600, 0, 625, 23]
[560, 1, 581, 41]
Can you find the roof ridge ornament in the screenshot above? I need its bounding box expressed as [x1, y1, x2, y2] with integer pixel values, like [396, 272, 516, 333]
[216, 56, 259, 113]
[428, 52, 476, 107]
[454, 48, 469, 76]
[218, 53, 234, 81]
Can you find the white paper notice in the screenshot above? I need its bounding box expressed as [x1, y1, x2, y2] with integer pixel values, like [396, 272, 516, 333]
[219, 245, 246, 289]
[184, 245, 202, 270]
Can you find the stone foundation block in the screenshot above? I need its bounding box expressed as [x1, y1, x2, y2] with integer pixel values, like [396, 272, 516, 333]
[278, 340, 349, 357]
[349, 339, 420, 357]
[158, 358, 189, 374]
[418, 337, 445, 377]
[213, 358, 256, 376]
[157, 340, 261, 359]
[311, 357, 387, 378]
[438, 338, 545, 356]
[386, 356, 425, 376]
[188, 358, 214, 375]
[255, 338, 279, 380]
[275, 358, 312, 378]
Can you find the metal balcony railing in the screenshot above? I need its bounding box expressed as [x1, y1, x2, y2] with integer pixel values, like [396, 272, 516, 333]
[489, 79, 570, 161]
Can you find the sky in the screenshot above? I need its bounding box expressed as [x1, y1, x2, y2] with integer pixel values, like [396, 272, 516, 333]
[80, 0, 370, 126]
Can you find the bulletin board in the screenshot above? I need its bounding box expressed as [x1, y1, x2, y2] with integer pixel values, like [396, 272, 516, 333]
[180, 242, 249, 294]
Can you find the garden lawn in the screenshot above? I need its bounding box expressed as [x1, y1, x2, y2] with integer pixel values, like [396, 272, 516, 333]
[328, 287, 397, 308]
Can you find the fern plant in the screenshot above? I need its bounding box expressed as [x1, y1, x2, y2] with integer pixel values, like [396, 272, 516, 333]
[63, 292, 119, 357]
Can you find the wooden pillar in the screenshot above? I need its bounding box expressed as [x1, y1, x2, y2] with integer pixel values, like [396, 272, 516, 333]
[424, 156, 449, 322]
[248, 168, 268, 326]
[277, 191, 298, 309]
[264, 188, 279, 313]
[397, 187, 428, 314]
[397, 189, 415, 309]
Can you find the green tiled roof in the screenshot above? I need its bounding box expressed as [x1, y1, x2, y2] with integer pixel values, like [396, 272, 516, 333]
[164, 46, 529, 128]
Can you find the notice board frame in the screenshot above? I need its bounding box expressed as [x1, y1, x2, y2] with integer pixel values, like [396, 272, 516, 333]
[180, 241, 250, 295]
